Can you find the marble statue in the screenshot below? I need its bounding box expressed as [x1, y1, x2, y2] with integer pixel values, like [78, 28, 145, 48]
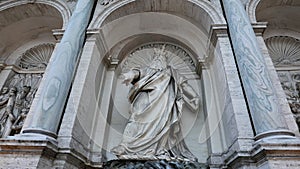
[112, 46, 200, 161]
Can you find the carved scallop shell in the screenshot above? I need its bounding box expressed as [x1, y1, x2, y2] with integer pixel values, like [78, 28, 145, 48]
[121, 43, 197, 79]
[265, 36, 300, 66]
[19, 43, 55, 70]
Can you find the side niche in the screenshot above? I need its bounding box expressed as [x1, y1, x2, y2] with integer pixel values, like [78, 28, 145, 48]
[107, 43, 207, 164]
[0, 43, 54, 138]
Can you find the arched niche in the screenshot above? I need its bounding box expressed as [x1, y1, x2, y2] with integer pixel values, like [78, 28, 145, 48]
[247, 0, 300, 38]
[0, 2, 66, 62]
[98, 33, 208, 162]
[92, 0, 225, 30]
[99, 12, 208, 60]
[91, 0, 225, 59]
[63, 0, 230, 164]
[0, 2, 66, 137]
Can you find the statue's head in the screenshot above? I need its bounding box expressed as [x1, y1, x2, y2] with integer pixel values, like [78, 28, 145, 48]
[1, 87, 8, 94]
[151, 45, 168, 70]
[20, 86, 31, 98]
[9, 87, 17, 96]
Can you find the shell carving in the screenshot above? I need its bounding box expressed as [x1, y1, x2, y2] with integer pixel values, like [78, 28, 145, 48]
[265, 36, 300, 66]
[122, 43, 197, 78]
[19, 43, 55, 70]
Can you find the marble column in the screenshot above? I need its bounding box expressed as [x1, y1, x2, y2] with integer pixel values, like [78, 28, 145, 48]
[222, 0, 294, 138]
[22, 0, 96, 138]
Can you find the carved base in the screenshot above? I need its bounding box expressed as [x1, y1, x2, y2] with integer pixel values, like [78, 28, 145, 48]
[103, 159, 207, 169]
[254, 129, 295, 141]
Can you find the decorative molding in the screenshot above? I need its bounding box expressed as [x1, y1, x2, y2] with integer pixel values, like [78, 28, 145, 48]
[0, 0, 71, 29]
[18, 43, 55, 71]
[266, 36, 300, 67]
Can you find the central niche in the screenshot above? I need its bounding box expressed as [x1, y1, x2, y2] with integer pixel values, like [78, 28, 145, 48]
[105, 43, 208, 163]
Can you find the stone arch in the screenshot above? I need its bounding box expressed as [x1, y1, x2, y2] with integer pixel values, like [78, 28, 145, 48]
[247, 0, 300, 24]
[246, 0, 261, 22]
[0, 0, 71, 28]
[0, 1, 69, 62]
[247, 0, 300, 38]
[92, 0, 225, 30]
[248, 0, 300, 132]
[107, 33, 199, 66]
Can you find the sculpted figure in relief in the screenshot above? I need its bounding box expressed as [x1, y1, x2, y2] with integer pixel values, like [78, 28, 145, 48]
[112, 46, 200, 161]
[11, 86, 31, 134]
[0, 87, 10, 136]
[0, 87, 17, 138]
[0, 86, 32, 137]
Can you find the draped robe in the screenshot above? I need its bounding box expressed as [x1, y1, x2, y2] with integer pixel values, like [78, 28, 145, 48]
[112, 66, 197, 161]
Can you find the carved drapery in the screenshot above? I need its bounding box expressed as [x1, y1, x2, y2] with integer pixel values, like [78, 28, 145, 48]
[111, 43, 201, 164]
[0, 43, 53, 138]
[100, 0, 116, 6]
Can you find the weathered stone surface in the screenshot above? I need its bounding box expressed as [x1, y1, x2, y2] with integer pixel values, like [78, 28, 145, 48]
[103, 159, 207, 169]
[222, 0, 289, 134]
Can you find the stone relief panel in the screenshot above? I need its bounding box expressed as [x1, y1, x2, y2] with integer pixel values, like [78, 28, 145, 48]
[265, 36, 300, 67]
[277, 71, 300, 131]
[266, 36, 300, 131]
[0, 43, 53, 138]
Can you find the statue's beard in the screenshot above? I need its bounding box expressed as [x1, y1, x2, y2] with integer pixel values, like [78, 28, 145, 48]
[150, 59, 167, 70]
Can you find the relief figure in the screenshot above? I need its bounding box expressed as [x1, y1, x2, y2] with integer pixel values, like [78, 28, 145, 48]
[0, 87, 17, 138]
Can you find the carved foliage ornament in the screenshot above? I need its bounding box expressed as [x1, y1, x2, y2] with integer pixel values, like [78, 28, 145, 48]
[266, 36, 300, 66]
[18, 43, 54, 71]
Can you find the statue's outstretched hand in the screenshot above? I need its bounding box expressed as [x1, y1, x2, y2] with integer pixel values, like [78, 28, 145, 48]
[121, 70, 138, 86]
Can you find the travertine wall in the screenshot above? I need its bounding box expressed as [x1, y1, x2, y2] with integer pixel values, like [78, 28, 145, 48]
[0, 0, 299, 168]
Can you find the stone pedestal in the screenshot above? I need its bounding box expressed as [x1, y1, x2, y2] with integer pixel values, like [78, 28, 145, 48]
[103, 160, 207, 169]
[0, 137, 57, 169]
